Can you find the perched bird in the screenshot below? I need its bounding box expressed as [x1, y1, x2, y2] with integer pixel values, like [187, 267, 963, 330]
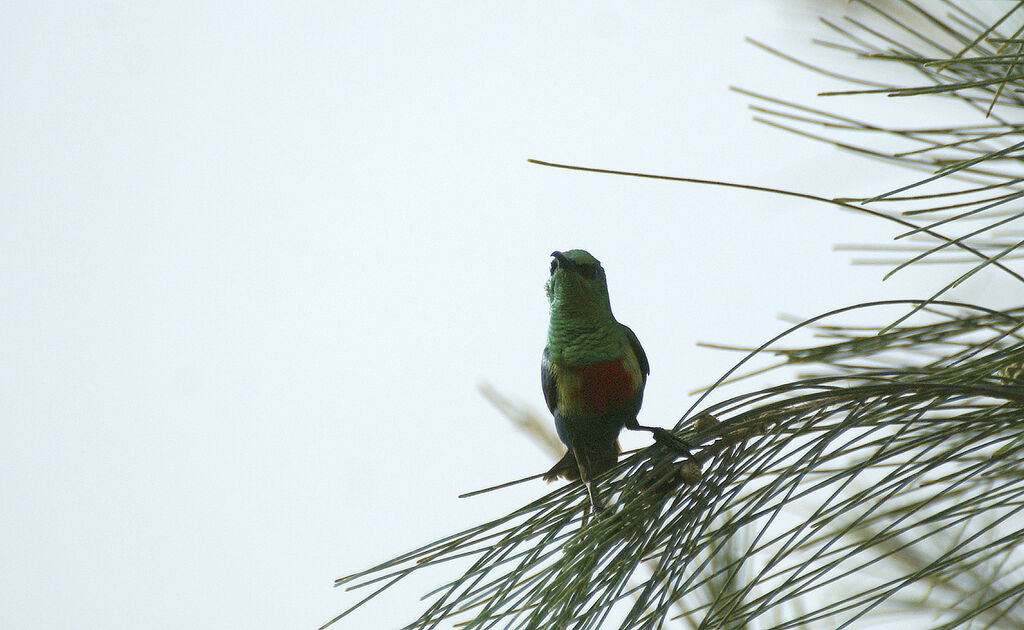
[541, 249, 692, 511]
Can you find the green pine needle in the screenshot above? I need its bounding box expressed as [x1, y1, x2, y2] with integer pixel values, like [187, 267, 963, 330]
[329, 3, 1024, 628]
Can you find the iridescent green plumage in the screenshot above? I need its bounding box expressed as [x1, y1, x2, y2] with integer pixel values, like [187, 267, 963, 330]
[544, 250, 628, 366]
[541, 251, 647, 511]
[541, 250, 696, 513]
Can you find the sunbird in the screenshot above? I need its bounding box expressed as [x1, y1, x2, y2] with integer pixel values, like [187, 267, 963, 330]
[541, 250, 693, 511]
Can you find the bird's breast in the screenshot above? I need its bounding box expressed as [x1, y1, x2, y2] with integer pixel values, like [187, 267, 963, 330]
[556, 345, 644, 417]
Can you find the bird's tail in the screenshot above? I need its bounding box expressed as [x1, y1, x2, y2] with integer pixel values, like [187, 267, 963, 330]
[542, 440, 620, 482]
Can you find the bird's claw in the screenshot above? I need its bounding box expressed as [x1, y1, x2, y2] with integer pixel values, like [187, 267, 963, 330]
[650, 428, 698, 464]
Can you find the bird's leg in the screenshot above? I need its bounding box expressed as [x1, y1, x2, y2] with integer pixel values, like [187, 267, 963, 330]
[573, 448, 605, 515]
[624, 418, 698, 464]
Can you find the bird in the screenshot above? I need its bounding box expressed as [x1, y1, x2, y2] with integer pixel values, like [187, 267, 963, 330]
[540, 249, 694, 512]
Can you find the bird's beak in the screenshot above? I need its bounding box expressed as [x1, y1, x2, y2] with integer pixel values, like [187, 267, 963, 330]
[550, 251, 573, 269]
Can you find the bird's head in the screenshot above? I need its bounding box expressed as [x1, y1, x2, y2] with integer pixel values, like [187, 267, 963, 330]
[545, 249, 613, 316]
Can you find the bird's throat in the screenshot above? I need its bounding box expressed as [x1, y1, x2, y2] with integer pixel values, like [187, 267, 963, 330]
[546, 312, 622, 366]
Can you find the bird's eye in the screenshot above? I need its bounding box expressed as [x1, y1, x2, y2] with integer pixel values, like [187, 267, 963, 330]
[578, 264, 597, 279]
[549, 259, 558, 276]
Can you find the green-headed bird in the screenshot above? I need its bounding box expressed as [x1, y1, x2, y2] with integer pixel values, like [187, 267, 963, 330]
[541, 250, 693, 511]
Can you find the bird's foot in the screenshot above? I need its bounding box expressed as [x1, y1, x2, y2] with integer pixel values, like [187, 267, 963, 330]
[649, 427, 699, 465]
[582, 497, 610, 525]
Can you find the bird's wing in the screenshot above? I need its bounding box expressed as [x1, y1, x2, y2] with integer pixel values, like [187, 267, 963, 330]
[620, 323, 650, 376]
[541, 346, 558, 414]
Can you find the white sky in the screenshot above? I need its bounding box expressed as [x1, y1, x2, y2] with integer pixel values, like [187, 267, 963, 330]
[2, 2, 1013, 629]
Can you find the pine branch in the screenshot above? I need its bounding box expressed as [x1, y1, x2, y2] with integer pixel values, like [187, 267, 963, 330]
[328, 3, 1024, 628]
[329, 300, 1024, 629]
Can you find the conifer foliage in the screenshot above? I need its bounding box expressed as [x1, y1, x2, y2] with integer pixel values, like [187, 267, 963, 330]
[329, 3, 1024, 628]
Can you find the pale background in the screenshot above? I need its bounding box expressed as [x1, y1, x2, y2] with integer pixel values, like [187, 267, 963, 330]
[1, 2, 1010, 629]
